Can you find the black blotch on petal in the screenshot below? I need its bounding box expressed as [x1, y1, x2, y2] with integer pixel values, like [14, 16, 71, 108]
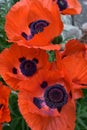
[21, 32, 28, 40]
[19, 57, 26, 62]
[12, 67, 17, 74]
[57, 0, 68, 11]
[32, 58, 39, 64]
[21, 32, 33, 40]
[57, 106, 62, 112]
[40, 81, 48, 89]
[33, 97, 42, 109]
[69, 91, 72, 98]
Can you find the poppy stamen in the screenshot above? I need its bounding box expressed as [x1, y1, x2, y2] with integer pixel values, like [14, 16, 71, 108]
[20, 60, 37, 76]
[57, 0, 68, 11]
[44, 84, 68, 109]
[29, 20, 49, 36]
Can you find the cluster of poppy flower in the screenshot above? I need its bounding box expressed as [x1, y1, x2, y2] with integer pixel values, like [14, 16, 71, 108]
[0, 0, 86, 130]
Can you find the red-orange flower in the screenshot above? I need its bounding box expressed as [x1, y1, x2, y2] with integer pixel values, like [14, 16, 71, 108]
[0, 82, 11, 123]
[0, 43, 51, 91]
[18, 87, 76, 130]
[56, 39, 87, 99]
[5, 0, 63, 50]
[17, 41, 87, 129]
[18, 67, 76, 130]
[54, 0, 82, 15]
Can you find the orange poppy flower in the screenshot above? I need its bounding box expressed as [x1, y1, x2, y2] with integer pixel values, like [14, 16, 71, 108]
[0, 43, 51, 91]
[17, 44, 84, 130]
[18, 48, 76, 130]
[18, 86, 76, 130]
[56, 39, 87, 99]
[0, 82, 11, 123]
[5, 0, 63, 50]
[54, 0, 82, 15]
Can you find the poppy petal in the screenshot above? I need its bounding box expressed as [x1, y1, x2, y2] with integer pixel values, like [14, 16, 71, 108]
[62, 53, 87, 89]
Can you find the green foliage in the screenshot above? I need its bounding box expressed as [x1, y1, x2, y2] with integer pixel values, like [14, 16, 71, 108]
[47, 50, 56, 62]
[0, 76, 8, 85]
[3, 123, 11, 130]
[2, 92, 31, 130]
[75, 89, 87, 130]
[0, 0, 19, 52]
[52, 35, 63, 44]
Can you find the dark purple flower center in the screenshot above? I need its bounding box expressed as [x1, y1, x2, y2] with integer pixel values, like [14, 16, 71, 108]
[21, 20, 49, 40]
[57, 0, 68, 11]
[20, 60, 37, 77]
[44, 84, 68, 109]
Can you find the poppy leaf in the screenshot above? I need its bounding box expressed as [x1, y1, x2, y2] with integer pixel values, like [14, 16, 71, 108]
[9, 92, 31, 130]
